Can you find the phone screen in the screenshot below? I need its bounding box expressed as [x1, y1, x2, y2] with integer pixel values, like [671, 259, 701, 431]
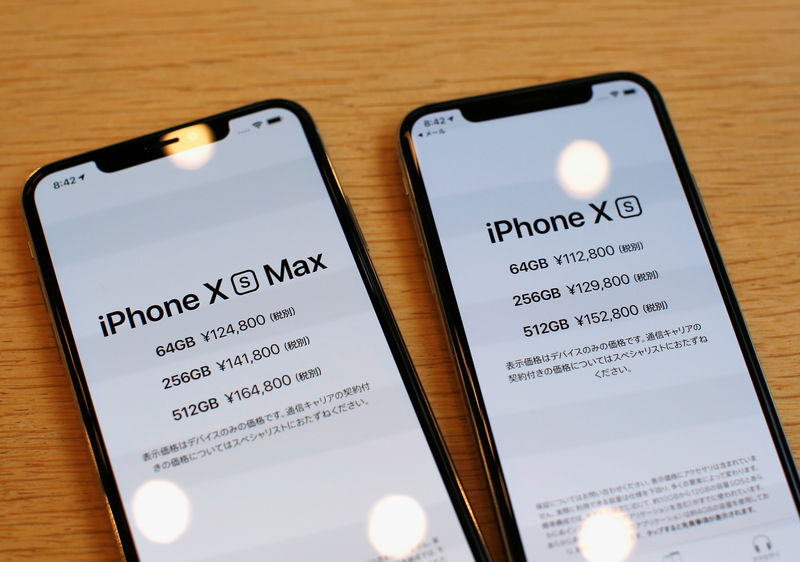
[26, 103, 481, 561]
[404, 77, 800, 560]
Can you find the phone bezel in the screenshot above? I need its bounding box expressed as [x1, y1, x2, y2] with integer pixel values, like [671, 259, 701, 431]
[398, 72, 800, 560]
[22, 100, 490, 561]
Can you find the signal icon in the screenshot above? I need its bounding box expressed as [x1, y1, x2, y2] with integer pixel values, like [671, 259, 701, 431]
[252, 121, 263, 129]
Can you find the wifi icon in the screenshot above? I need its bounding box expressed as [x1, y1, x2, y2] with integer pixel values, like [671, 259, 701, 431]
[252, 121, 263, 129]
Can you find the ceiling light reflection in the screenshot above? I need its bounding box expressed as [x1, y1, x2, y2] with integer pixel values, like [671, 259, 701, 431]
[162, 123, 215, 170]
[557, 139, 610, 199]
[577, 507, 636, 562]
[132, 479, 191, 544]
[368, 494, 427, 558]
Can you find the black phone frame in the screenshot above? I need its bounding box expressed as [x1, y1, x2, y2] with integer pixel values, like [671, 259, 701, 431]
[398, 72, 800, 560]
[22, 100, 491, 561]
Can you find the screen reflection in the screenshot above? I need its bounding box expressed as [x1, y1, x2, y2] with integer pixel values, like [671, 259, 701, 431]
[578, 508, 636, 562]
[368, 494, 428, 558]
[132, 479, 191, 544]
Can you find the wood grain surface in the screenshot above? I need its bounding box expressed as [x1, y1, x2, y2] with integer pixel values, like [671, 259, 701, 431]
[1, 1, 798, 560]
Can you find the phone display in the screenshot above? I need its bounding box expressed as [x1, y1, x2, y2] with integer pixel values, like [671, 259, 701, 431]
[23, 101, 487, 561]
[399, 74, 800, 561]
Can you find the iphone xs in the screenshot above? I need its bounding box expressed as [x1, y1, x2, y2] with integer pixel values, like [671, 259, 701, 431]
[399, 73, 800, 561]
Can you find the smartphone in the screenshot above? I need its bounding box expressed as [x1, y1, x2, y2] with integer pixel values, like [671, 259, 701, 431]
[398, 73, 800, 561]
[22, 100, 490, 561]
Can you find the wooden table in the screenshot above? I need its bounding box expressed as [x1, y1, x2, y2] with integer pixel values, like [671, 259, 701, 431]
[1, 1, 798, 559]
